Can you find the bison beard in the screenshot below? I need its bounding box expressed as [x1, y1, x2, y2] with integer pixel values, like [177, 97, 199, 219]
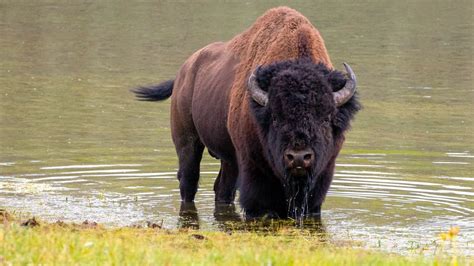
[285, 170, 313, 220]
[133, 7, 360, 220]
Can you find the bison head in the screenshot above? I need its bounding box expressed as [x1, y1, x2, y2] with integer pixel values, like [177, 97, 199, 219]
[247, 58, 360, 217]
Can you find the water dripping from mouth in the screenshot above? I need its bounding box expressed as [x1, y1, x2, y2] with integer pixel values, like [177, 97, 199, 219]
[286, 171, 313, 225]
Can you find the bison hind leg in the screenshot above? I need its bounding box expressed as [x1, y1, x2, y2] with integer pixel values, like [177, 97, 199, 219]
[213, 160, 238, 204]
[176, 137, 205, 202]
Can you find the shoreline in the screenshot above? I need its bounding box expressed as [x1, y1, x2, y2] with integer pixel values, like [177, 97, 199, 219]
[1, 209, 467, 265]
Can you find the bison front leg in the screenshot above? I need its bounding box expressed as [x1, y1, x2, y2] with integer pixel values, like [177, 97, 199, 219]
[239, 167, 287, 219]
[308, 156, 337, 216]
[213, 160, 238, 204]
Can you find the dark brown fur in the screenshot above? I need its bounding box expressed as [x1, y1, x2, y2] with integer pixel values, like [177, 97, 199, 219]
[133, 7, 360, 218]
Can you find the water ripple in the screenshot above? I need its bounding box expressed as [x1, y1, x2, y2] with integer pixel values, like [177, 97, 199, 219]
[41, 164, 142, 170]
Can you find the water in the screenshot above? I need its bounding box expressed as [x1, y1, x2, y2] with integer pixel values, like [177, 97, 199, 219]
[1, 1, 473, 255]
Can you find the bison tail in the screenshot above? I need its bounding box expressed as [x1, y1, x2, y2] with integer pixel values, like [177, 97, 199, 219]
[132, 79, 174, 101]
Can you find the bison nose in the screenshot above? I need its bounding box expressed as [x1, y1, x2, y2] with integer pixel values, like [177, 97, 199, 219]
[284, 149, 314, 169]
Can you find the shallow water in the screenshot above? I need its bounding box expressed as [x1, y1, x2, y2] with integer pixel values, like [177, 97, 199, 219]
[1, 1, 473, 255]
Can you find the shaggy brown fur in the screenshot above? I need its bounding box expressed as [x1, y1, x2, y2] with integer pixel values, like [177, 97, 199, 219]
[226, 7, 334, 199]
[132, 6, 359, 218]
[228, 7, 332, 127]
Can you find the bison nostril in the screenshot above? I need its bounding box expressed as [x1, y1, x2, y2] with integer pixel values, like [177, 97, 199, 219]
[285, 149, 314, 168]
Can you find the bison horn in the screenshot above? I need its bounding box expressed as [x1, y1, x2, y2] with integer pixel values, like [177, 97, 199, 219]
[333, 62, 357, 107]
[248, 67, 268, 106]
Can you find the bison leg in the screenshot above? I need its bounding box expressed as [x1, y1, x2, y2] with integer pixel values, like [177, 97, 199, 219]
[213, 160, 238, 204]
[239, 168, 287, 219]
[307, 156, 337, 216]
[176, 137, 205, 202]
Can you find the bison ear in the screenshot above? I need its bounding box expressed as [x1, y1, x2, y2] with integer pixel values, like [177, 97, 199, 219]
[327, 69, 347, 93]
[332, 63, 357, 107]
[248, 64, 281, 107]
[330, 64, 361, 132]
[253, 64, 281, 91]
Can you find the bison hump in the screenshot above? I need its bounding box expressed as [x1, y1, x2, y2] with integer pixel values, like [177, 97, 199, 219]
[228, 6, 332, 68]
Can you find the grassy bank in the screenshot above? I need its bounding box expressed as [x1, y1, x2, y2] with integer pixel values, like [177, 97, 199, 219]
[0, 212, 466, 265]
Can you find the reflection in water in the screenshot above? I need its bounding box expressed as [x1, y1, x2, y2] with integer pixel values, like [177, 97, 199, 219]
[178, 201, 200, 230]
[179, 202, 243, 230]
[179, 200, 327, 239]
[214, 203, 242, 224]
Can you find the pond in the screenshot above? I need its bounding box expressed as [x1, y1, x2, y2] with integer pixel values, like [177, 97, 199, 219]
[0, 1, 472, 255]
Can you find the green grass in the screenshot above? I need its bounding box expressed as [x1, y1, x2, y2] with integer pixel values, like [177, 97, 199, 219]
[0, 212, 468, 265]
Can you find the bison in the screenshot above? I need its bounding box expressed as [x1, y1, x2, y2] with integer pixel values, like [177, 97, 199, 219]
[133, 7, 360, 219]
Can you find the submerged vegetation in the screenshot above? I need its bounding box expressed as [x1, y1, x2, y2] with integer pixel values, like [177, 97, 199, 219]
[0, 210, 469, 265]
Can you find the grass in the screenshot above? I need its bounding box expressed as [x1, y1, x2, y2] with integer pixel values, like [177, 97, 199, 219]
[0, 211, 469, 265]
